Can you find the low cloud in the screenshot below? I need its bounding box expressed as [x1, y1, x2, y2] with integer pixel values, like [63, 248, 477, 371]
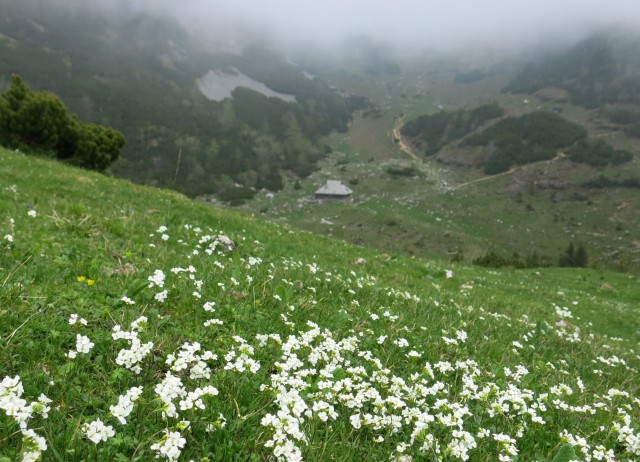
[88, 0, 640, 53]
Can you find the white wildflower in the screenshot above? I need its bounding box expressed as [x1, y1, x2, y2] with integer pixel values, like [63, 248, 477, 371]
[121, 296, 136, 305]
[83, 419, 115, 444]
[150, 429, 186, 461]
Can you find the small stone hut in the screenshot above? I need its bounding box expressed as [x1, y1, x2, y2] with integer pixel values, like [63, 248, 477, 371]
[314, 180, 353, 201]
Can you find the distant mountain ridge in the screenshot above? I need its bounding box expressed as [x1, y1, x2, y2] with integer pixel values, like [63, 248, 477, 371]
[0, 0, 365, 198]
[503, 31, 640, 108]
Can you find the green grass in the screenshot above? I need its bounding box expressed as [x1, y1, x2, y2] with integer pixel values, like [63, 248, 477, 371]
[2, 148, 640, 461]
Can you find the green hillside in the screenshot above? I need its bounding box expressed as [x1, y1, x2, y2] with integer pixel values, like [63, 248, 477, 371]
[401, 103, 504, 156]
[0, 0, 362, 198]
[2, 148, 640, 461]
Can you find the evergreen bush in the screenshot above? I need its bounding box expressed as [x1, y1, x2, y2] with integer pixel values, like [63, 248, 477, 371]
[0, 74, 125, 171]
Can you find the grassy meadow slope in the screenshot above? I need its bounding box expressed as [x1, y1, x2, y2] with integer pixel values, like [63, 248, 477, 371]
[244, 59, 640, 272]
[1, 148, 640, 461]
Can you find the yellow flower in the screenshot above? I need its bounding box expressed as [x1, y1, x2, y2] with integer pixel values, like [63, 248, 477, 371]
[77, 276, 86, 282]
[87, 279, 95, 286]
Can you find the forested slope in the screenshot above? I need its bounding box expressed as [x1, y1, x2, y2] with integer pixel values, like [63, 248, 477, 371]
[0, 0, 367, 198]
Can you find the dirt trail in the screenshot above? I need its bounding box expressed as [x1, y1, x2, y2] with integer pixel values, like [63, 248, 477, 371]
[452, 166, 522, 190]
[389, 118, 453, 191]
[389, 118, 569, 192]
[392, 118, 420, 162]
[452, 152, 566, 190]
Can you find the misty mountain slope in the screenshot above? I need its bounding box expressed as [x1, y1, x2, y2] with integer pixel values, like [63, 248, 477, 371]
[504, 32, 640, 111]
[0, 0, 362, 198]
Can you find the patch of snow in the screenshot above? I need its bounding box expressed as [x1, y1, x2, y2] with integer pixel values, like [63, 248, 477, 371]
[197, 68, 296, 103]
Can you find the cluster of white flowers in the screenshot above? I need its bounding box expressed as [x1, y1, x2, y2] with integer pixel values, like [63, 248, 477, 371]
[493, 433, 519, 460]
[194, 233, 233, 256]
[4, 218, 640, 461]
[150, 429, 186, 461]
[3, 216, 15, 244]
[146, 267, 169, 301]
[154, 373, 186, 419]
[256, 333, 282, 347]
[155, 289, 169, 303]
[166, 342, 217, 380]
[554, 305, 574, 318]
[613, 410, 640, 456]
[109, 386, 144, 424]
[112, 317, 154, 374]
[83, 418, 115, 444]
[154, 371, 219, 419]
[66, 334, 94, 359]
[179, 385, 219, 411]
[68, 313, 88, 326]
[0, 376, 50, 460]
[244, 256, 263, 268]
[20, 428, 48, 462]
[148, 269, 166, 289]
[224, 336, 261, 373]
[121, 295, 136, 305]
[555, 325, 582, 343]
[254, 314, 610, 462]
[153, 339, 223, 423]
[170, 265, 196, 275]
[442, 329, 468, 346]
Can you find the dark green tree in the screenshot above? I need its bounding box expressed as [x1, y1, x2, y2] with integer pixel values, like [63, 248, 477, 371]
[574, 244, 589, 268]
[559, 243, 576, 267]
[559, 242, 588, 267]
[64, 121, 126, 171]
[0, 74, 125, 171]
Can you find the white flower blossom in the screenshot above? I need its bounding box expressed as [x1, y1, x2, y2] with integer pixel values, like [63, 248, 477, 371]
[83, 419, 115, 444]
[148, 269, 165, 288]
[150, 429, 186, 461]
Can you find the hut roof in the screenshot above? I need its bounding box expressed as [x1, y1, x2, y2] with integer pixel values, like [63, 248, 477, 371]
[315, 180, 352, 196]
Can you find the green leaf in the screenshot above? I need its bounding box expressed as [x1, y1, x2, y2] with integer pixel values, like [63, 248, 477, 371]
[110, 367, 129, 382]
[275, 285, 287, 302]
[88, 258, 101, 279]
[127, 279, 149, 298]
[57, 362, 75, 377]
[552, 443, 578, 462]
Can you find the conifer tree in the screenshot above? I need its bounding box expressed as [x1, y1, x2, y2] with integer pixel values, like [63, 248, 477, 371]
[0, 74, 125, 171]
[559, 242, 588, 267]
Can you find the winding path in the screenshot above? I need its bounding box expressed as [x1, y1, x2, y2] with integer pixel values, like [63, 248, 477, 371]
[391, 117, 568, 191]
[392, 118, 420, 162]
[452, 152, 566, 190]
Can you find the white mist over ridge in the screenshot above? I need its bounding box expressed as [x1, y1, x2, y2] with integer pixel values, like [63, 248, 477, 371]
[66, 0, 640, 57]
[97, 0, 640, 53]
